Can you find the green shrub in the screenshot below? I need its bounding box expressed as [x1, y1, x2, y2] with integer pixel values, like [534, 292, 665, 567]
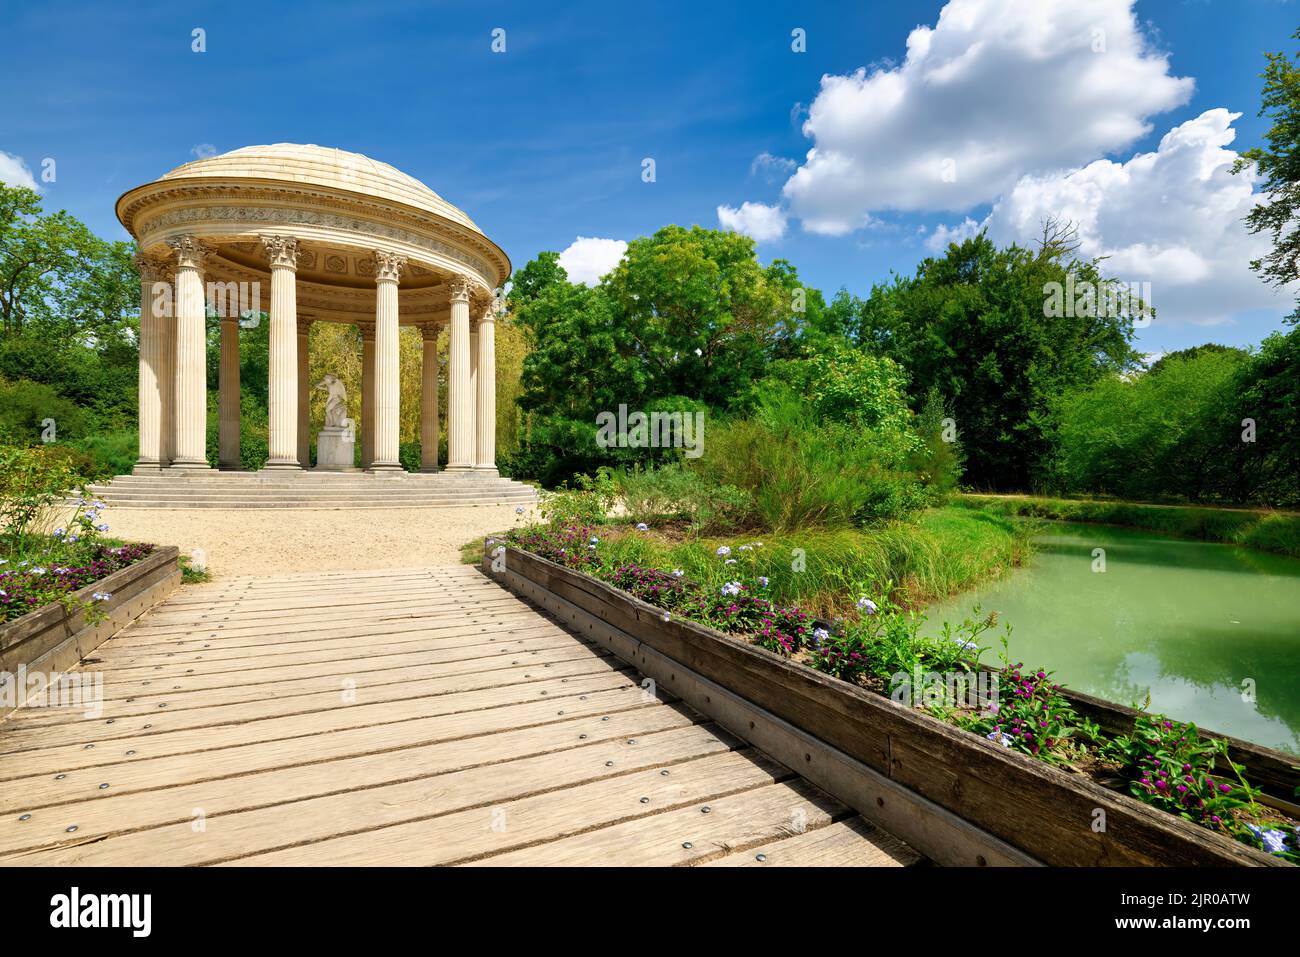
[0, 378, 87, 445]
[538, 469, 618, 526]
[615, 462, 751, 531]
[0, 445, 82, 554]
[66, 430, 138, 480]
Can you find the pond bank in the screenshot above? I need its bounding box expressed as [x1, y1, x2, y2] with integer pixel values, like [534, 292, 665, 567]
[957, 493, 1300, 558]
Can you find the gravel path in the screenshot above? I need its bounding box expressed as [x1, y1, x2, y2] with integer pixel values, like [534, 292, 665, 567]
[94, 504, 538, 580]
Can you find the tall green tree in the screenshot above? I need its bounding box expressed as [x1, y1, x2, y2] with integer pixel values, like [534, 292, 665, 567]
[0, 184, 136, 339]
[507, 226, 814, 483]
[1234, 27, 1300, 323]
[857, 232, 1141, 490]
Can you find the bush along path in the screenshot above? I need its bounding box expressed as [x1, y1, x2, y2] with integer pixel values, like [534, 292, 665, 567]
[496, 521, 1300, 865]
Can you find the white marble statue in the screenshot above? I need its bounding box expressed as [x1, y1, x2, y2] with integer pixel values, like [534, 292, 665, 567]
[314, 373, 348, 429]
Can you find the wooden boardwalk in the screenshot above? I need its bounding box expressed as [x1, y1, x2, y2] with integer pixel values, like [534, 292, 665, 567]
[0, 566, 919, 867]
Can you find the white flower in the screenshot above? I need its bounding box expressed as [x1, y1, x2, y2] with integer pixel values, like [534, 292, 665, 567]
[661, 612, 671, 622]
[812, 627, 829, 645]
[715, 545, 731, 557]
[671, 569, 684, 578]
[738, 544, 751, 552]
[515, 506, 525, 514]
[724, 559, 737, 565]
[856, 597, 878, 615]
[589, 536, 600, 544]
[96, 524, 110, 532]
[953, 638, 978, 653]
[987, 731, 1013, 748]
[757, 576, 769, 586]
[92, 592, 113, 602]
[635, 523, 648, 531]
[53, 528, 66, 538]
[31, 567, 47, 575]
[720, 581, 743, 597]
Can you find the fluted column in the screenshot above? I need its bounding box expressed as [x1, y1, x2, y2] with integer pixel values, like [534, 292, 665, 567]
[446, 276, 475, 470]
[167, 236, 210, 469]
[133, 254, 163, 472]
[475, 302, 498, 475]
[420, 322, 440, 472]
[218, 313, 241, 469]
[469, 326, 479, 411]
[359, 322, 375, 468]
[262, 235, 300, 470]
[158, 267, 176, 467]
[369, 250, 406, 472]
[297, 318, 311, 468]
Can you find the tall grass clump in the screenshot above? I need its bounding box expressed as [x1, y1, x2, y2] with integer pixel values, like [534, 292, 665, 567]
[695, 384, 934, 532]
[592, 507, 1030, 618]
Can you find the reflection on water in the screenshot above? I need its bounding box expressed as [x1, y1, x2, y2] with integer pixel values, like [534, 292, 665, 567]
[924, 523, 1300, 754]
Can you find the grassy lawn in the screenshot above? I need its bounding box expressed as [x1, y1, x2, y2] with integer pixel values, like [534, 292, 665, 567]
[956, 493, 1300, 559]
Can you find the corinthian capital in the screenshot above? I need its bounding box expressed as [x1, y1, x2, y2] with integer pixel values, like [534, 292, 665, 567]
[134, 251, 170, 283]
[373, 250, 408, 283]
[444, 274, 473, 303]
[167, 235, 211, 270]
[261, 234, 300, 270]
[476, 295, 498, 324]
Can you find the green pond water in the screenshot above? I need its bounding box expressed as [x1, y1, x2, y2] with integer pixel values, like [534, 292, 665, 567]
[923, 523, 1300, 755]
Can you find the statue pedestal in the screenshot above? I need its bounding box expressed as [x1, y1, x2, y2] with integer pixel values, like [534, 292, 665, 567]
[314, 425, 357, 471]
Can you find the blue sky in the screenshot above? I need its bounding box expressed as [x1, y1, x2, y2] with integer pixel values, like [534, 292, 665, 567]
[2, 0, 1296, 355]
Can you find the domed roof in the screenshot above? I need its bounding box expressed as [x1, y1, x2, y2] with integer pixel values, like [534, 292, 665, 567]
[156, 143, 483, 234]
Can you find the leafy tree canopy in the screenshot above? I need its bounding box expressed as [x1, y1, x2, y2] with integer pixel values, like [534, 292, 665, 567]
[1234, 27, 1300, 322]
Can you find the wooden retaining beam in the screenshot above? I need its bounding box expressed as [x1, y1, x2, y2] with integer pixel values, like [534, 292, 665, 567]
[0, 546, 181, 717]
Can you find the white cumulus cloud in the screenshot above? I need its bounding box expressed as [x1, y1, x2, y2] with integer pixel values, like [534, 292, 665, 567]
[0, 152, 39, 190]
[782, 0, 1193, 234]
[980, 108, 1290, 326]
[557, 236, 627, 286]
[717, 201, 787, 242]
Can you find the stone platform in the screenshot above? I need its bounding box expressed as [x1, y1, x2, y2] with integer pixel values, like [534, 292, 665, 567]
[86, 470, 538, 509]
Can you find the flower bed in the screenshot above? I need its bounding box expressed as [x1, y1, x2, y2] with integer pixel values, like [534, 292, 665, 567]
[0, 544, 180, 716]
[489, 523, 1298, 866]
[0, 542, 154, 623]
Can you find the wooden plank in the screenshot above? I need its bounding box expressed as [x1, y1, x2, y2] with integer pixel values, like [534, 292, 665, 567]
[1, 722, 734, 862]
[219, 749, 792, 866]
[702, 816, 921, 867]
[16, 642, 613, 713]
[84, 630, 587, 684]
[0, 670, 640, 770]
[89, 616, 568, 667]
[6, 647, 617, 726]
[0, 655, 631, 748]
[465, 777, 844, 867]
[0, 692, 684, 816]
